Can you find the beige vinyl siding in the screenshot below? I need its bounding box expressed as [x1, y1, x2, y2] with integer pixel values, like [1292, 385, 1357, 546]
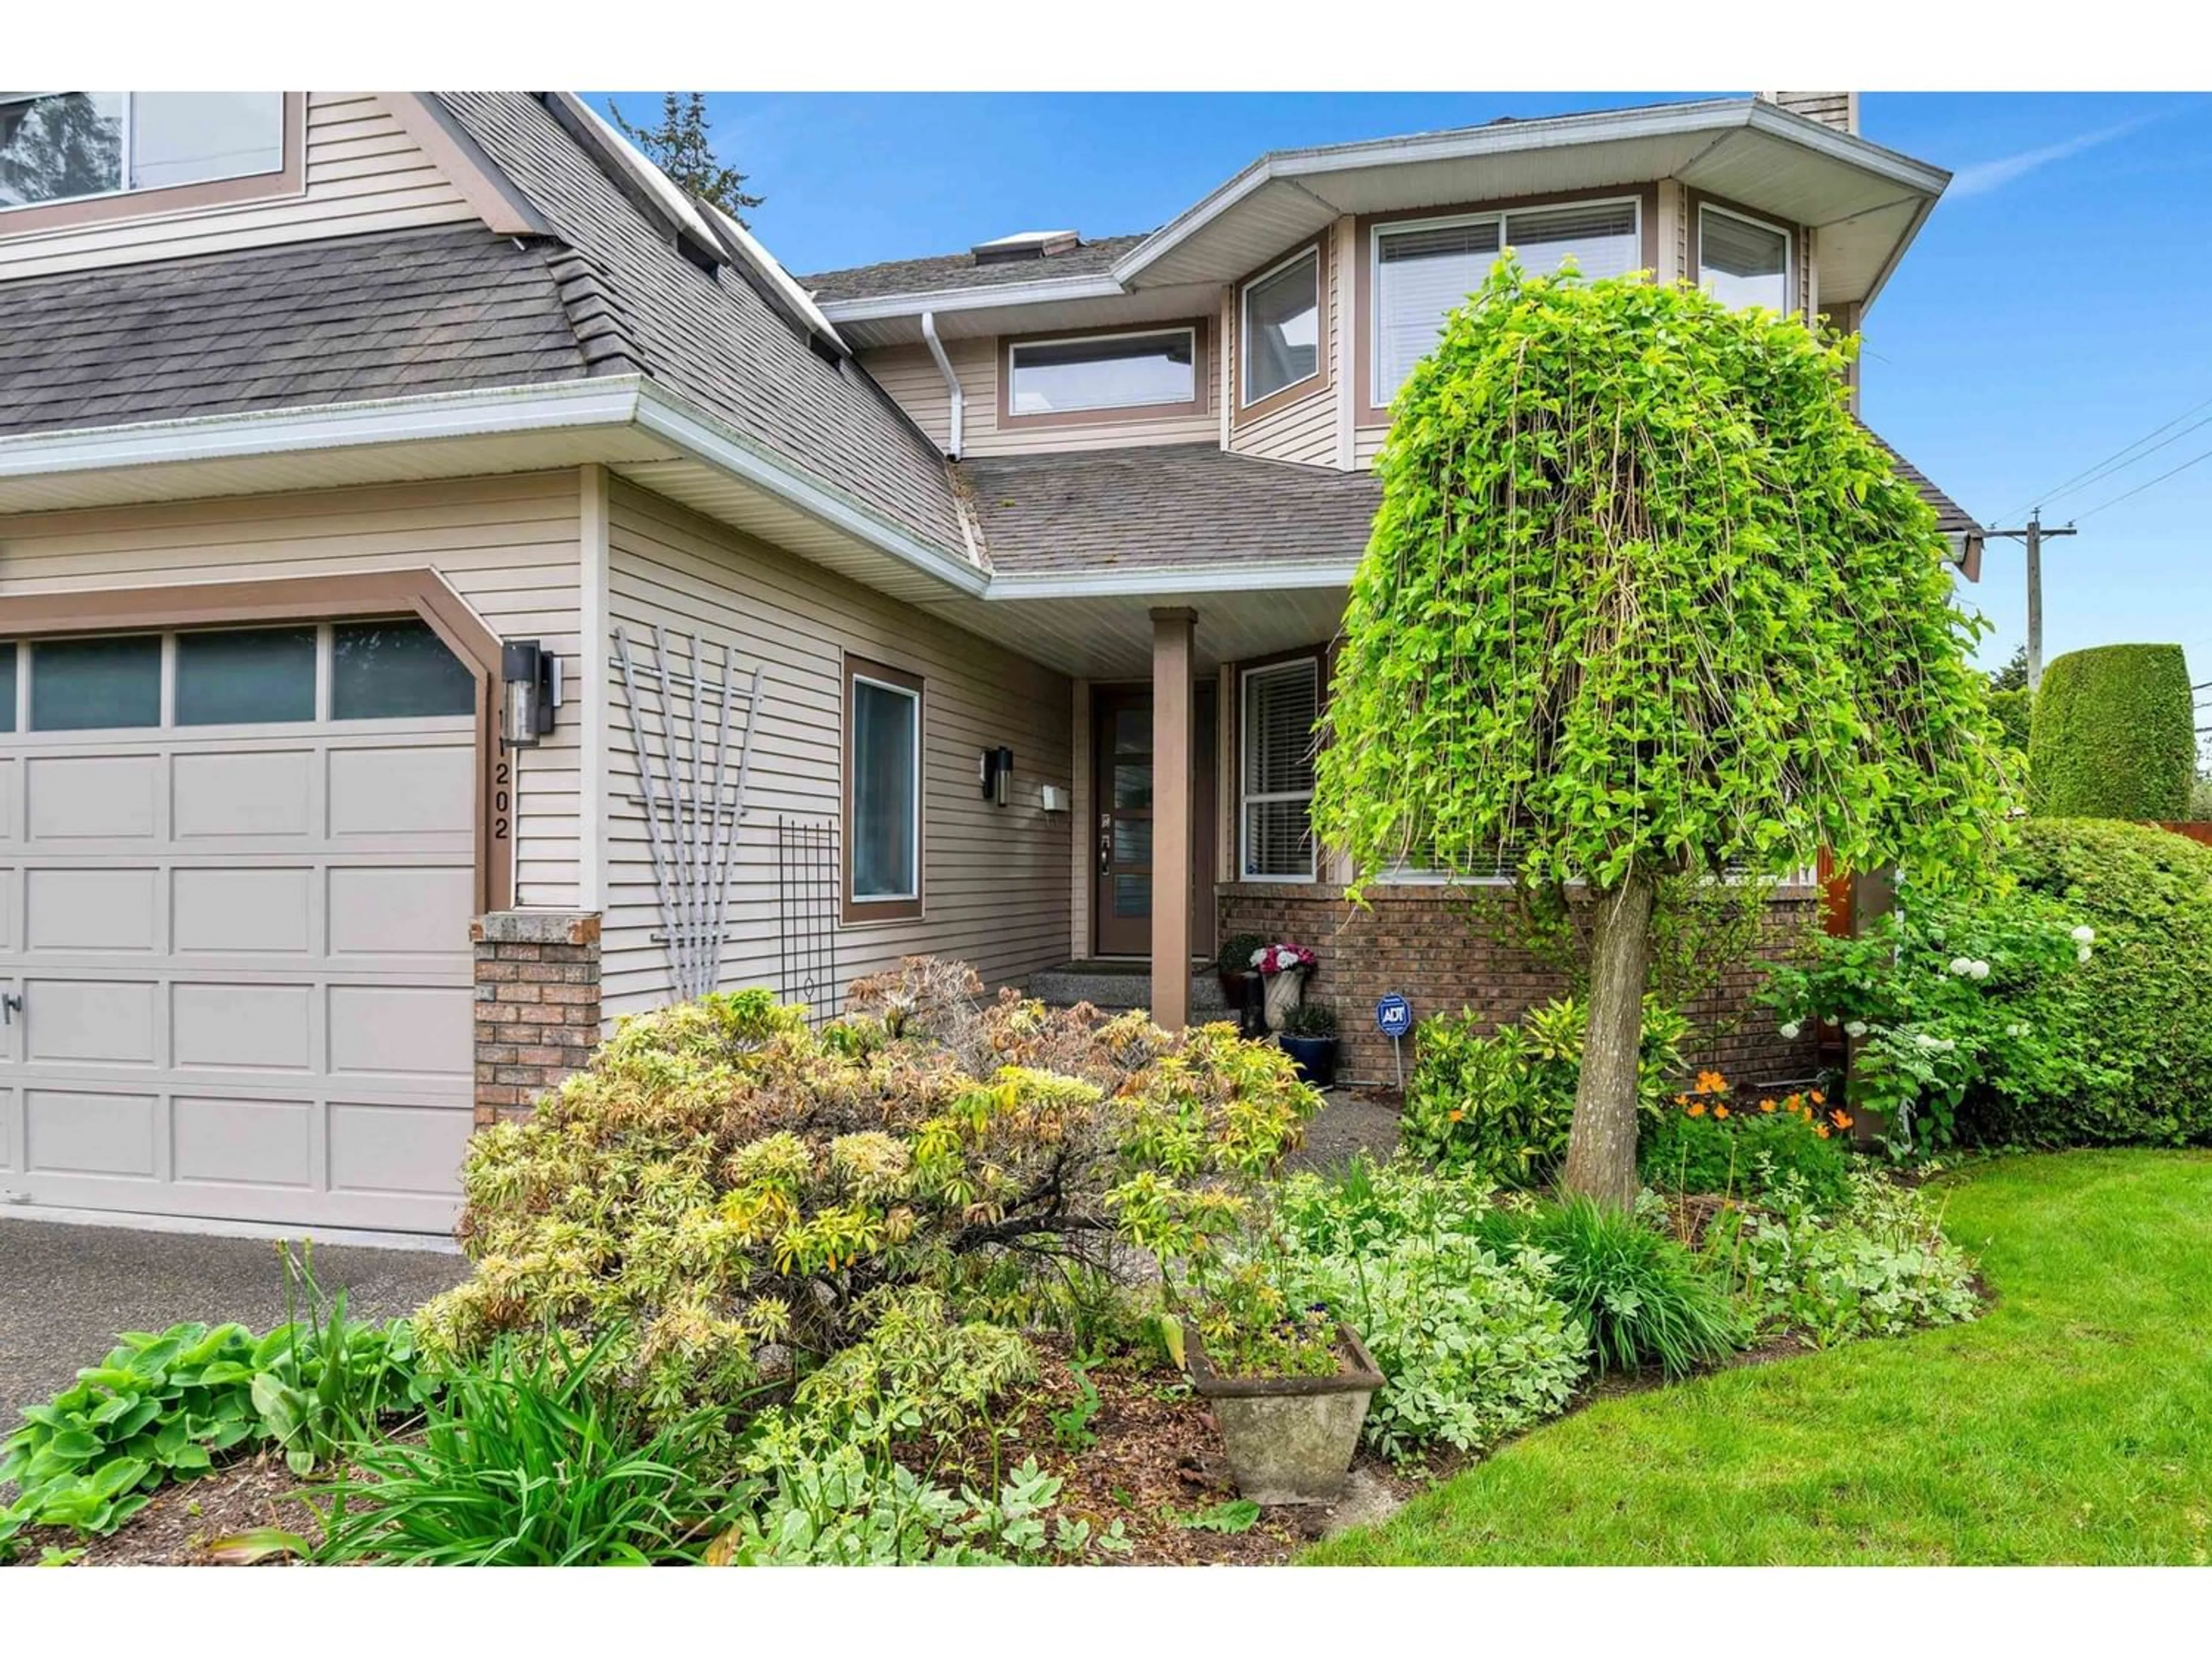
[860, 335, 1218, 457]
[603, 478, 1074, 1019]
[0, 471, 586, 907]
[1656, 179, 1688, 282]
[1070, 679, 1092, 956]
[0, 93, 480, 282]
[1230, 224, 1340, 467]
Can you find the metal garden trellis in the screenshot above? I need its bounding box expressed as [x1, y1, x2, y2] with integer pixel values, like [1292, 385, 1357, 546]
[611, 624, 765, 1002]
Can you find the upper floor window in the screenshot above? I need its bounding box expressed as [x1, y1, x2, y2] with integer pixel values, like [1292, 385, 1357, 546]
[1241, 245, 1321, 407]
[1006, 326, 1200, 419]
[1371, 198, 1641, 406]
[1698, 203, 1791, 313]
[1, 92, 286, 215]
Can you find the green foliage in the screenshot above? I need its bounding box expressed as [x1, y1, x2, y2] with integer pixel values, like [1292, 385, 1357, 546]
[791, 1287, 1035, 1451]
[1402, 995, 1688, 1183]
[1047, 1359, 1104, 1453]
[1280, 1001, 1339, 1038]
[1183, 1259, 1340, 1380]
[1986, 644, 2029, 694]
[1706, 1172, 1982, 1346]
[251, 1243, 429, 1478]
[2191, 777, 2212, 819]
[1264, 1158, 1590, 1459]
[1472, 1198, 1747, 1378]
[1642, 1081, 1854, 1209]
[1987, 686, 2032, 756]
[1217, 931, 1267, 978]
[418, 961, 1319, 1429]
[1180, 1498, 1262, 1534]
[2028, 644, 2195, 820]
[1313, 260, 2009, 897]
[315, 1327, 736, 1566]
[605, 92, 762, 224]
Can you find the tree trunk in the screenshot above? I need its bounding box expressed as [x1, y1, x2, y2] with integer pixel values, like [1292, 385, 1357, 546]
[1560, 868, 1658, 1209]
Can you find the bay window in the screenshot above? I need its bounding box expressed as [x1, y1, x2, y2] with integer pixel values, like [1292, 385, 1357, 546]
[1370, 197, 1642, 406]
[846, 656, 923, 920]
[1697, 203, 1792, 313]
[1241, 245, 1321, 407]
[1, 92, 289, 219]
[1006, 326, 1200, 419]
[1240, 657, 1319, 880]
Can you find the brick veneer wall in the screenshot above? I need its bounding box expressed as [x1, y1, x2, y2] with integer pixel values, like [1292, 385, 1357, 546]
[472, 911, 603, 1126]
[1218, 882, 1823, 1089]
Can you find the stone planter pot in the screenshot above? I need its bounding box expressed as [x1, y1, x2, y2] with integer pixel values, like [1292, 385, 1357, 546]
[1279, 1034, 1339, 1088]
[1183, 1322, 1383, 1504]
[1260, 971, 1305, 1033]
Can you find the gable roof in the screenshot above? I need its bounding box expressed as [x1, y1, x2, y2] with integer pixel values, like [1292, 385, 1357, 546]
[0, 224, 605, 439]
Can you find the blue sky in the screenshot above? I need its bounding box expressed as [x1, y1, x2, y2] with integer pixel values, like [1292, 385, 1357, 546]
[593, 90, 2212, 685]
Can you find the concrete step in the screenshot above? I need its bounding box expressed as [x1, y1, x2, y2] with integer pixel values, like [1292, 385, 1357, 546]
[1024, 962, 1232, 1018]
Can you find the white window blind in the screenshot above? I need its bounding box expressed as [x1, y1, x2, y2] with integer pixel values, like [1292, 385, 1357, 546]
[1241, 658, 1319, 879]
[1373, 199, 1639, 404]
[1009, 328, 1196, 415]
[1699, 204, 1790, 312]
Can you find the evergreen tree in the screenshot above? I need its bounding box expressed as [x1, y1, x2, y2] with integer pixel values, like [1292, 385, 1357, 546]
[608, 92, 763, 226]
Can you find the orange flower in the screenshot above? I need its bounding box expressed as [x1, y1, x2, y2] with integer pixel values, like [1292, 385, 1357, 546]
[1714, 1105, 1730, 1120]
[1830, 1109, 1854, 1130]
[1758, 1097, 1778, 1113]
[1686, 1101, 1707, 1118]
[1696, 1070, 1728, 1096]
[1447, 1108, 1465, 1122]
[1814, 1124, 1831, 1139]
[1810, 1089, 1827, 1105]
[1674, 1094, 1690, 1106]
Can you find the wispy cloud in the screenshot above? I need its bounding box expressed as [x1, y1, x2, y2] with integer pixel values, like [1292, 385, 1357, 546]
[1949, 113, 2159, 199]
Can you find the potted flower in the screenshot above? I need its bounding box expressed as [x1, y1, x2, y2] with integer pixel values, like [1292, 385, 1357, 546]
[1172, 1267, 1382, 1504]
[1216, 932, 1268, 1033]
[1278, 1002, 1340, 1087]
[1249, 941, 1317, 1033]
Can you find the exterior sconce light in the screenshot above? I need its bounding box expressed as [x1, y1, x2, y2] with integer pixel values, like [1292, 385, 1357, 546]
[979, 745, 1014, 805]
[501, 639, 560, 748]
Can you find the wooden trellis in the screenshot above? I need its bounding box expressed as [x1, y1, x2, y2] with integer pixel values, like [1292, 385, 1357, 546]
[611, 625, 765, 1001]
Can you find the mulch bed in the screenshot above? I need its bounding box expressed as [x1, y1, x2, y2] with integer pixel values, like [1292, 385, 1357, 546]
[10, 1452, 327, 1567]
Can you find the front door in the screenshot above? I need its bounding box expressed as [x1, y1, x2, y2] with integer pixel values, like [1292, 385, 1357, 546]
[1091, 685, 1216, 960]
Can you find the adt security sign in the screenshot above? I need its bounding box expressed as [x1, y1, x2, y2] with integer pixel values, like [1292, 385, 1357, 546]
[1375, 993, 1414, 1086]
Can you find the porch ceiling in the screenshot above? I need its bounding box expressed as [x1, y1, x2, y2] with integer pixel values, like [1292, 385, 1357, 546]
[917, 581, 1350, 679]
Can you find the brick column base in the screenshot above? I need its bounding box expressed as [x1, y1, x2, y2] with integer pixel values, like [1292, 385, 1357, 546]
[472, 911, 603, 1126]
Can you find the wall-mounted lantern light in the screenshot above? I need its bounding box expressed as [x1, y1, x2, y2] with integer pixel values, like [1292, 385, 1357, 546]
[979, 745, 1014, 806]
[501, 639, 561, 748]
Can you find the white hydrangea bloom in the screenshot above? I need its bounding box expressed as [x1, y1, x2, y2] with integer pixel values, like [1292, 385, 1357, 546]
[1845, 1020, 1869, 1038]
[1778, 1022, 1801, 1040]
[1948, 956, 1975, 976]
[2071, 925, 2096, 945]
[2077, 944, 2093, 964]
[1968, 960, 1991, 981]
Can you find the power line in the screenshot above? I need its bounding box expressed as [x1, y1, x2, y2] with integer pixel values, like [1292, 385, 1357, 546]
[2000, 389, 2212, 525]
[2041, 409, 2212, 513]
[2074, 442, 2212, 520]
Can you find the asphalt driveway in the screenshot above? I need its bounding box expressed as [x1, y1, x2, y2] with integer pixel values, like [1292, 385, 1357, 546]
[0, 1219, 467, 1428]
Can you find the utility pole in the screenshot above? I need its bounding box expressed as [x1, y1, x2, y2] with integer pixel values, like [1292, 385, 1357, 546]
[1982, 509, 2079, 693]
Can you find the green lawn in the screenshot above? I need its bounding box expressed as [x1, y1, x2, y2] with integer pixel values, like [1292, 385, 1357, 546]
[1308, 1151, 2212, 1565]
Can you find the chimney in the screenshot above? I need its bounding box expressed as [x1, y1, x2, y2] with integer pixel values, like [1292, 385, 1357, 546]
[1760, 92, 1858, 135]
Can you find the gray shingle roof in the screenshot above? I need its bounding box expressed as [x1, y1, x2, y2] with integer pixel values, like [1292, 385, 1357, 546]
[959, 444, 1381, 576]
[803, 233, 1150, 304]
[0, 224, 597, 438]
[1866, 428, 1983, 535]
[434, 93, 964, 551]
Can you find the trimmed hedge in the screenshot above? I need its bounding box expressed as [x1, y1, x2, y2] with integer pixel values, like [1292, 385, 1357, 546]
[1961, 818, 2212, 1147]
[2026, 645, 2194, 819]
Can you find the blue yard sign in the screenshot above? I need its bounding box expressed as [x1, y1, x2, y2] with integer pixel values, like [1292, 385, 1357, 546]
[1375, 993, 1413, 1037]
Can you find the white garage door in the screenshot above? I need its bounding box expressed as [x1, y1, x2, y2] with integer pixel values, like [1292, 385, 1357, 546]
[0, 619, 482, 1234]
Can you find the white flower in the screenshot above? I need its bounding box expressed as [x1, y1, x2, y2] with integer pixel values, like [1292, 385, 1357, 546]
[1845, 1020, 1869, 1038]
[2077, 944, 2093, 964]
[1968, 960, 1990, 981]
[2071, 925, 2095, 945]
[2005, 1022, 2028, 1038]
[1249, 948, 1269, 969]
[1948, 956, 1975, 977]
[1778, 1021, 1801, 1040]
[1914, 1032, 1941, 1050]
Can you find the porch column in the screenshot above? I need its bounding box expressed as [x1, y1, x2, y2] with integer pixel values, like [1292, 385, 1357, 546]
[1150, 607, 1196, 1029]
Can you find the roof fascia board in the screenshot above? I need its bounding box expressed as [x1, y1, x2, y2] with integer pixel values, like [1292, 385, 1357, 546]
[0, 377, 645, 480]
[386, 93, 552, 238]
[1854, 190, 1941, 315]
[818, 271, 1127, 323]
[983, 560, 1359, 600]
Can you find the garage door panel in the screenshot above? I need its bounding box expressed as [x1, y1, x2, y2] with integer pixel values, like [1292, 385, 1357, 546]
[329, 1101, 471, 1198]
[25, 867, 160, 952]
[172, 749, 314, 839]
[329, 746, 473, 837]
[172, 867, 314, 954]
[0, 1086, 16, 1172]
[171, 1095, 314, 1188]
[28, 755, 160, 841]
[329, 984, 471, 1077]
[329, 866, 473, 956]
[172, 983, 313, 1071]
[25, 979, 158, 1065]
[0, 760, 17, 843]
[26, 1088, 158, 1177]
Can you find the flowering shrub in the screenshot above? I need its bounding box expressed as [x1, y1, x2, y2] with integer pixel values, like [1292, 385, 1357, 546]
[1706, 1172, 1981, 1346]
[1249, 942, 1317, 976]
[1403, 996, 1688, 1185]
[1642, 1072, 1853, 1209]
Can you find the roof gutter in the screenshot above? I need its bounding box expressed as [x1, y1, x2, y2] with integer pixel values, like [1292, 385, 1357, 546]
[982, 559, 1361, 601]
[919, 310, 963, 459]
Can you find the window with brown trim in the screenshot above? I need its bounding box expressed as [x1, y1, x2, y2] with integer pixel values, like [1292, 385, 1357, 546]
[1695, 201, 1793, 313]
[1002, 324, 1206, 425]
[0, 92, 302, 233]
[844, 654, 924, 923]
[1240, 244, 1323, 410]
[1238, 654, 1320, 880]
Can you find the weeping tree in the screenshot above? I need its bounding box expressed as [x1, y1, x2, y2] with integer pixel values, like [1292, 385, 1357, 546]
[1312, 262, 2009, 1207]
